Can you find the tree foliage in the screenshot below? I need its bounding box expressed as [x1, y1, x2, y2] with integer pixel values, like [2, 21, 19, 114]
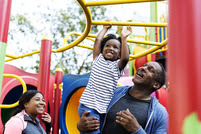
[8, 1, 115, 75]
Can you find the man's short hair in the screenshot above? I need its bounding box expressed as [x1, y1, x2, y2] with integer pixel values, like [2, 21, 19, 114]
[154, 62, 166, 91]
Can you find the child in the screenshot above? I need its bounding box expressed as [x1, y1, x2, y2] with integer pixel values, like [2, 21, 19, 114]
[79, 22, 132, 134]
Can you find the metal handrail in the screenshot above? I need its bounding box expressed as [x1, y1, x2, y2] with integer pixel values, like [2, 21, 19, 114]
[0, 74, 27, 108]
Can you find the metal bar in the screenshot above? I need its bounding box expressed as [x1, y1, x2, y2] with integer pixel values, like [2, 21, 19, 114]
[86, 0, 165, 6]
[92, 21, 167, 27]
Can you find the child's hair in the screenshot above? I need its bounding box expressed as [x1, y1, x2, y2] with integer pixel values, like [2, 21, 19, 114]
[100, 34, 122, 53]
[100, 34, 130, 58]
[11, 90, 43, 117]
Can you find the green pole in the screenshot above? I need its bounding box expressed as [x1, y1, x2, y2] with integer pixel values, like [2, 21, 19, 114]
[150, 2, 158, 42]
[0, 42, 7, 92]
[0, 0, 12, 95]
[126, 20, 134, 76]
[129, 44, 134, 76]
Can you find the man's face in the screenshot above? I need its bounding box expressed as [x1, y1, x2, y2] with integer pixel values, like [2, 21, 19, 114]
[132, 62, 162, 87]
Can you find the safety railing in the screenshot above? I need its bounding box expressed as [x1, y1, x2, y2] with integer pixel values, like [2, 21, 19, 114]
[5, 0, 167, 62]
[0, 74, 27, 108]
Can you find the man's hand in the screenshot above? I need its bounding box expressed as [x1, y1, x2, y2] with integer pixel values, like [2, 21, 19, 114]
[116, 109, 140, 133]
[77, 111, 100, 132]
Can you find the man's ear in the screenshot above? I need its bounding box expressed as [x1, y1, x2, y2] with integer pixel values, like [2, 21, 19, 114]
[153, 82, 161, 89]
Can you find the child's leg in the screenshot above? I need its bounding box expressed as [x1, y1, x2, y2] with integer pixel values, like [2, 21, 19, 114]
[78, 103, 101, 134]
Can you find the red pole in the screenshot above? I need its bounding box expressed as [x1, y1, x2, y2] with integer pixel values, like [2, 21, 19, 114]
[168, 0, 201, 133]
[53, 68, 63, 134]
[155, 27, 158, 42]
[0, 0, 12, 43]
[37, 37, 52, 129]
[0, 0, 12, 96]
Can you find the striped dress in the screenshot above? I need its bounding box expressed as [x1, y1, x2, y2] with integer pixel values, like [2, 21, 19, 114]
[79, 54, 124, 113]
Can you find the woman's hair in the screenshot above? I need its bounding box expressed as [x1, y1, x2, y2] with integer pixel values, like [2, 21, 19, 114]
[11, 90, 42, 117]
[100, 34, 122, 53]
[19, 90, 42, 109]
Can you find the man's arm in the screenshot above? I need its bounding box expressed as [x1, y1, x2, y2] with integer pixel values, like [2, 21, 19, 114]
[118, 26, 132, 70]
[153, 108, 168, 134]
[93, 21, 112, 60]
[77, 111, 100, 132]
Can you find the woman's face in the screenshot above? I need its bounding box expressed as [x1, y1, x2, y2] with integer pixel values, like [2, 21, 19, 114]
[25, 93, 46, 117]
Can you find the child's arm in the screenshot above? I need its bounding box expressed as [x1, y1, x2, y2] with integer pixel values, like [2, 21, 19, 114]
[118, 26, 132, 70]
[93, 21, 112, 60]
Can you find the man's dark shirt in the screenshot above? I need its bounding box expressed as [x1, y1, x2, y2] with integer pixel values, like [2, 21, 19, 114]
[102, 91, 151, 134]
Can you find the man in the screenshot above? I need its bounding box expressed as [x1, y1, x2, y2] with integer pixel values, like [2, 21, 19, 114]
[77, 61, 168, 134]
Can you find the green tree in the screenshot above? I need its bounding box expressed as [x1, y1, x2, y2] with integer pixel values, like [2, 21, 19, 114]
[7, 1, 117, 74]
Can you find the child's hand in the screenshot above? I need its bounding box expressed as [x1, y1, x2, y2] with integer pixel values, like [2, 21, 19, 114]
[121, 26, 132, 38]
[41, 112, 51, 123]
[103, 20, 112, 30]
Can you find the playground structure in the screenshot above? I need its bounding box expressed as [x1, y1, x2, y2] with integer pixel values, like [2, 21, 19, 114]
[0, 0, 168, 133]
[1, 0, 201, 134]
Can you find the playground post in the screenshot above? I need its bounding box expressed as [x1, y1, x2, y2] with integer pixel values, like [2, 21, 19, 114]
[0, 0, 12, 97]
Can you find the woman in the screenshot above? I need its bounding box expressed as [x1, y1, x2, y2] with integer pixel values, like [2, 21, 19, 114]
[4, 90, 51, 134]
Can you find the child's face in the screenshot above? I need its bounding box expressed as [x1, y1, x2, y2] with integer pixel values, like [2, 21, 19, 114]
[102, 39, 121, 61]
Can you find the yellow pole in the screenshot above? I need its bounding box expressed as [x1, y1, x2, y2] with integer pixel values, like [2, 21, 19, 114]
[0, 74, 27, 108]
[86, 0, 165, 6]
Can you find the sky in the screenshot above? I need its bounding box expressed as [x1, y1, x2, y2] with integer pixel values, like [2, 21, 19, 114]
[6, 0, 168, 73]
